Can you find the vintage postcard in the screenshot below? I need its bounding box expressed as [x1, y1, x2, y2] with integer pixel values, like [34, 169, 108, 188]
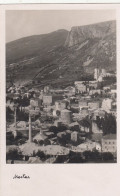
[0, 3, 120, 196]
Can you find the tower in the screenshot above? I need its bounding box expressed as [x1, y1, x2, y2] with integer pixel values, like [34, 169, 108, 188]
[94, 68, 99, 80]
[29, 113, 32, 142]
[13, 104, 18, 138]
[101, 69, 106, 76]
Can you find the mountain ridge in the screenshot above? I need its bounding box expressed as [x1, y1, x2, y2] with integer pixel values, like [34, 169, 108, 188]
[6, 20, 116, 87]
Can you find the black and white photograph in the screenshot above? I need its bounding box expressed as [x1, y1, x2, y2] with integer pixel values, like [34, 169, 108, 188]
[6, 9, 117, 164]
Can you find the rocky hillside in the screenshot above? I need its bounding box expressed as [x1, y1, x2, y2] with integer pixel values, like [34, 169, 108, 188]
[6, 20, 116, 88]
[65, 21, 115, 47]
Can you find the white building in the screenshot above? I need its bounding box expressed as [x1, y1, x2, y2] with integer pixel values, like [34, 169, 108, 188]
[94, 68, 100, 80]
[74, 141, 101, 152]
[102, 98, 113, 111]
[43, 95, 52, 106]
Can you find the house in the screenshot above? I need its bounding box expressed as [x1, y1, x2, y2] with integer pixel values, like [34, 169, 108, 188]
[92, 109, 106, 120]
[79, 125, 90, 133]
[109, 109, 117, 117]
[88, 101, 100, 109]
[43, 95, 52, 106]
[64, 86, 76, 96]
[89, 81, 98, 89]
[17, 121, 27, 129]
[92, 121, 103, 134]
[55, 100, 67, 111]
[76, 84, 87, 93]
[69, 122, 80, 131]
[101, 134, 116, 154]
[71, 131, 78, 142]
[79, 107, 89, 116]
[79, 100, 88, 107]
[102, 98, 113, 111]
[89, 89, 102, 95]
[72, 140, 101, 152]
[33, 132, 47, 144]
[30, 98, 42, 108]
[44, 86, 50, 93]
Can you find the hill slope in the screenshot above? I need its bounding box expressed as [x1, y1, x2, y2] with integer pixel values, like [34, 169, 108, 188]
[6, 20, 116, 87]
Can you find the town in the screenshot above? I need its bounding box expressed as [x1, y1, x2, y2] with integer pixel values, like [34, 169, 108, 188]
[6, 68, 117, 163]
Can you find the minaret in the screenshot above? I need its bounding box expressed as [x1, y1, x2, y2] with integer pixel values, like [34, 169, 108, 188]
[13, 104, 17, 138]
[29, 113, 32, 142]
[14, 106, 17, 130]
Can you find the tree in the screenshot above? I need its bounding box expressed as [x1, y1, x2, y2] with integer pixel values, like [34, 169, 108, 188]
[6, 148, 22, 161]
[102, 152, 114, 161]
[6, 106, 13, 121]
[49, 126, 59, 134]
[83, 150, 101, 161]
[68, 151, 84, 163]
[17, 109, 29, 121]
[36, 150, 46, 161]
[96, 114, 116, 135]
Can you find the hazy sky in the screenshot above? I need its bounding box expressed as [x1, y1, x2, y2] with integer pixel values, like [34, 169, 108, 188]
[6, 10, 116, 43]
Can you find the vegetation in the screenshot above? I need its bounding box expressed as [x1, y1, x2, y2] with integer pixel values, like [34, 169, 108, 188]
[6, 106, 13, 121]
[6, 148, 22, 161]
[35, 150, 46, 161]
[95, 114, 116, 135]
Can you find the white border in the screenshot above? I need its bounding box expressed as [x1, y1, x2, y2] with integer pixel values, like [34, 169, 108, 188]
[1, 4, 120, 196]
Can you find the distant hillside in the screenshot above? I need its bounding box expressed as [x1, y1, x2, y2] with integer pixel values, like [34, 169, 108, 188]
[6, 20, 116, 87]
[6, 29, 68, 64]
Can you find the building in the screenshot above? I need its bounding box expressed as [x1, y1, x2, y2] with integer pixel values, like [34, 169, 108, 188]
[33, 133, 47, 144]
[102, 98, 113, 111]
[109, 109, 117, 118]
[69, 122, 80, 131]
[79, 107, 89, 116]
[54, 120, 63, 127]
[71, 131, 78, 142]
[79, 125, 90, 133]
[101, 69, 106, 76]
[92, 121, 103, 134]
[94, 68, 100, 80]
[101, 134, 116, 154]
[76, 84, 87, 93]
[75, 140, 101, 152]
[89, 81, 98, 89]
[43, 95, 52, 106]
[79, 101, 88, 107]
[74, 81, 86, 85]
[44, 86, 50, 93]
[89, 89, 102, 95]
[55, 100, 67, 111]
[39, 90, 44, 100]
[53, 109, 57, 117]
[88, 101, 100, 109]
[103, 86, 110, 91]
[64, 86, 76, 96]
[92, 109, 106, 120]
[30, 98, 41, 108]
[60, 109, 72, 124]
[97, 75, 103, 82]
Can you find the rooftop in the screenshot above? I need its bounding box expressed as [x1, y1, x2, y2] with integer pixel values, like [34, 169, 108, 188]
[103, 134, 116, 140]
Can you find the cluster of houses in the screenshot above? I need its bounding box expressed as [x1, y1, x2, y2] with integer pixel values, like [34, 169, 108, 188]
[6, 68, 117, 163]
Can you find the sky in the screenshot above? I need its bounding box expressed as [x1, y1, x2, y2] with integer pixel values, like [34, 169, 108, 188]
[6, 10, 116, 43]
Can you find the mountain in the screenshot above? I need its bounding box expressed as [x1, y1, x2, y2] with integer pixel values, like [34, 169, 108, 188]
[6, 29, 68, 64]
[65, 20, 115, 47]
[6, 20, 116, 88]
